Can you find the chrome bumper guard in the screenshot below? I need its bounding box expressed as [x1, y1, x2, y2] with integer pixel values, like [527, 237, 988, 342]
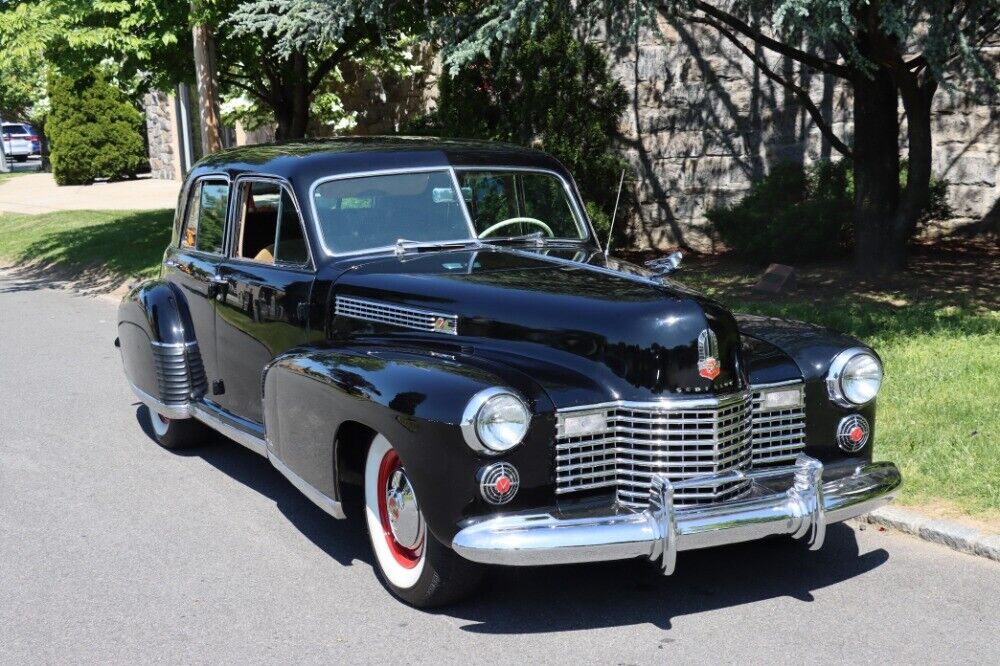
[452, 455, 901, 573]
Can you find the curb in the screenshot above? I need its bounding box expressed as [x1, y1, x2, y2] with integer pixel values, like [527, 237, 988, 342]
[858, 506, 1000, 563]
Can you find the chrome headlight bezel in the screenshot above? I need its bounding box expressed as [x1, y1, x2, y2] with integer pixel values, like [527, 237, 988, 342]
[826, 347, 883, 407]
[461, 387, 530, 454]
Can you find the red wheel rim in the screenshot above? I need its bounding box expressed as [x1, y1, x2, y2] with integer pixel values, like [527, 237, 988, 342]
[376, 449, 423, 569]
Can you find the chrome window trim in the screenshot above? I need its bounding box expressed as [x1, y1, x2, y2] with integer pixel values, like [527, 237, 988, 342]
[826, 347, 881, 408]
[307, 165, 593, 258]
[177, 173, 232, 255]
[460, 387, 531, 454]
[228, 174, 316, 270]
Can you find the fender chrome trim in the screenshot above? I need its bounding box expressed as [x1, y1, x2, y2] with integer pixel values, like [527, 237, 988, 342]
[128, 384, 345, 521]
[452, 455, 901, 573]
[128, 382, 192, 419]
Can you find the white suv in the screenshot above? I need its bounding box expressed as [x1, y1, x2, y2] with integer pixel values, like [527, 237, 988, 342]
[2, 123, 34, 162]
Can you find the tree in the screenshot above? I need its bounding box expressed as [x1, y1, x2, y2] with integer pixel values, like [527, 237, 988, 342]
[441, 1, 1000, 274]
[221, 0, 431, 139]
[191, 0, 224, 154]
[47, 69, 147, 184]
[412, 4, 630, 240]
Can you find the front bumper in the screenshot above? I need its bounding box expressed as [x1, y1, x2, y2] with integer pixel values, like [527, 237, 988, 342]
[452, 455, 900, 573]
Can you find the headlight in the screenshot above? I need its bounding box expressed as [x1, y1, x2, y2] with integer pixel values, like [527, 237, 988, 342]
[827, 348, 883, 407]
[461, 388, 530, 453]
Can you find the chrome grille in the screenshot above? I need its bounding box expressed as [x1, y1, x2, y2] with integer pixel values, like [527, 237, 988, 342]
[151, 341, 207, 405]
[555, 393, 754, 508]
[335, 296, 457, 334]
[751, 384, 807, 466]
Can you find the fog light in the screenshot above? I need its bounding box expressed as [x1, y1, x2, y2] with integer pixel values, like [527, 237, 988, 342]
[760, 386, 805, 410]
[479, 462, 519, 505]
[837, 415, 870, 452]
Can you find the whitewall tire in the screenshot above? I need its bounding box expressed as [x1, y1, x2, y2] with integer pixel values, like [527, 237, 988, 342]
[362, 434, 483, 607]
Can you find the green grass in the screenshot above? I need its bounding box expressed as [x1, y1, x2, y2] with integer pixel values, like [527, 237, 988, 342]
[0, 170, 29, 184]
[679, 265, 1000, 519]
[0, 208, 171, 280]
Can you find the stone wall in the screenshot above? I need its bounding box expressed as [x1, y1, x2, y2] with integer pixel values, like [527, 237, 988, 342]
[596, 19, 999, 250]
[143, 91, 178, 180]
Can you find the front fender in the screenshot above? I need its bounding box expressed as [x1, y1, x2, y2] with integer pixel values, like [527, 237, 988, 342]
[262, 344, 556, 544]
[736, 314, 877, 464]
[117, 280, 207, 411]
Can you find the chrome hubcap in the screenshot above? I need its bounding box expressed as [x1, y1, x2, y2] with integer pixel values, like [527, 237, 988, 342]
[385, 469, 422, 550]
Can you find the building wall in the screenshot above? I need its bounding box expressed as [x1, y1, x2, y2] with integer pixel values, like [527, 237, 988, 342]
[143, 91, 180, 181]
[597, 20, 999, 250]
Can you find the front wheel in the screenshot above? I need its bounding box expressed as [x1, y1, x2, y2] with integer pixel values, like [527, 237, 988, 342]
[363, 434, 482, 607]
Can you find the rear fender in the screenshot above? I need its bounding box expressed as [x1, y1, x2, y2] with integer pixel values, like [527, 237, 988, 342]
[117, 279, 207, 416]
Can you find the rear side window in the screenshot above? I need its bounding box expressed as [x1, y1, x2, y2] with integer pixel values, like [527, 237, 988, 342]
[233, 180, 309, 265]
[181, 180, 229, 254]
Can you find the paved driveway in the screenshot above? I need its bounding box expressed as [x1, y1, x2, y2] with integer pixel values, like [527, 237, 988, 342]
[1, 267, 997, 664]
[0, 170, 180, 213]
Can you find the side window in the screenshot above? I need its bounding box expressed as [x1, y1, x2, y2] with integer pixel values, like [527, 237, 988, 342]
[180, 179, 229, 254]
[234, 180, 309, 265]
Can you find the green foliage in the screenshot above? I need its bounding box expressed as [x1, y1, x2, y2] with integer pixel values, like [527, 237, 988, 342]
[709, 158, 954, 263]
[413, 6, 630, 239]
[46, 70, 146, 185]
[708, 161, 853, 263]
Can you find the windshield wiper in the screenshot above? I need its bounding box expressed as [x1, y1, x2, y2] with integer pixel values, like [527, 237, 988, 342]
[393, 238, 483, 255]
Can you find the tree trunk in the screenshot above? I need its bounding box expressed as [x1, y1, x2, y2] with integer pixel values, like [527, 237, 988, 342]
[898, 77, 937, 239]
[191, 1, 223, 155]
[852, 67, 904, 275]
[273, 52, 311, 141]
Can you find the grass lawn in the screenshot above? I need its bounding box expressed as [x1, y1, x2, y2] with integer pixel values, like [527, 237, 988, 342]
[667, 240, 1000, 520]
[0, 208, 171, 282]
[1, 207, 997, 519]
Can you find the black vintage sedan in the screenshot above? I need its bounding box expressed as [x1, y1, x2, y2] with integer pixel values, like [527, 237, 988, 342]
[117, 137, 901, 606]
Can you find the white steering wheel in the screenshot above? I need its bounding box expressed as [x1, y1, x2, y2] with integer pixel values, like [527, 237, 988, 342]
[477, 216, 554, 239]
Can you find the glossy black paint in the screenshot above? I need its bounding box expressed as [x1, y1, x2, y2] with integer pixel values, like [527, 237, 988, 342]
[118, 138, 882, 546]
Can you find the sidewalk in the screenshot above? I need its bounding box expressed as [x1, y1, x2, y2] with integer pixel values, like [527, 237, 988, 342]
[0, 172, 180, 214]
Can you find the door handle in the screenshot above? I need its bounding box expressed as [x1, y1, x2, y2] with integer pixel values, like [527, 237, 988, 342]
[209, 275, 228, 285]
[164, 259, 180, 268]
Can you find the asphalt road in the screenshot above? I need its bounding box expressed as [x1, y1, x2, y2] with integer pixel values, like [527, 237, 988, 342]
[1, 267, 997, 665]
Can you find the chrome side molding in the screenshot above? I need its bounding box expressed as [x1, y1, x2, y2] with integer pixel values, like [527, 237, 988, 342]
[126, 382, 345, 520]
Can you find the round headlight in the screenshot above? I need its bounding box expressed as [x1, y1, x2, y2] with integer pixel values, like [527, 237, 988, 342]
[827, 348, 883, 406]
[462, 389, 530, 453]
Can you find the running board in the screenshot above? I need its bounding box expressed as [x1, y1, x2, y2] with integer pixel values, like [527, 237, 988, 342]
[128, 383, 345, 520]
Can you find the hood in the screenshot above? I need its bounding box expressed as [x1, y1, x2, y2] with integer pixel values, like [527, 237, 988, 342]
[331, 246, 747, 406]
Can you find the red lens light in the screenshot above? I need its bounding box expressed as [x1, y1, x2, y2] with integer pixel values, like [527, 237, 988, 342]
[849, 426, 864, 443]
[495, 475, 511, 494]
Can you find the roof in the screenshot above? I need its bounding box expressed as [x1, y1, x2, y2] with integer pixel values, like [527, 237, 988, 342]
[189, 136, 570, 184]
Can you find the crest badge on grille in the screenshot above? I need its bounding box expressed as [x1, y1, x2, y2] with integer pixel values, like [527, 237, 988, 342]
[697, 328, 721, 380]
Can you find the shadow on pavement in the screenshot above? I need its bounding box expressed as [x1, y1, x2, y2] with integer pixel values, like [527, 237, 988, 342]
[136, 405, 890, 633]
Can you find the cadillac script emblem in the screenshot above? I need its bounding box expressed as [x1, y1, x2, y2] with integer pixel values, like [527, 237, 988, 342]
[697, 328, 721, 380]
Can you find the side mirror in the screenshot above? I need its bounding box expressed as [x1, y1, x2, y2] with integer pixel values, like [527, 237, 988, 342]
[645, 251, 683, 276]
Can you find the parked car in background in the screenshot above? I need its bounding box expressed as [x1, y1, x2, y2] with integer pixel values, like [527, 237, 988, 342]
[116, 137, 901, 607]
[2, 123, 34, 161]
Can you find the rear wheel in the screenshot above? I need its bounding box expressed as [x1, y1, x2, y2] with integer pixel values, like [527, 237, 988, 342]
[142, 405, 213, 450]
[363, 434, 482, 607]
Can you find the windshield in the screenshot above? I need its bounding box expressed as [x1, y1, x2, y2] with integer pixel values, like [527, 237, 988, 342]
[312, 168, 587, 255]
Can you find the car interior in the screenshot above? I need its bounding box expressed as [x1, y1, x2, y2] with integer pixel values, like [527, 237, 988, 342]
[236, 181, 309, 265]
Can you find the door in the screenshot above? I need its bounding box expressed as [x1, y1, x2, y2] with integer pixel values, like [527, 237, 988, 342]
[163, 177, 231, 392]
[214, 178, 314, 424]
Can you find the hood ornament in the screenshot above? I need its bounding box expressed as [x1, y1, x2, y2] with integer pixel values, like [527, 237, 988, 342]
[697, 328, 721, 380]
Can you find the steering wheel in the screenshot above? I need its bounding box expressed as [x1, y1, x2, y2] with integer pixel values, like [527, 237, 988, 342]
[477, 217, 554, 239]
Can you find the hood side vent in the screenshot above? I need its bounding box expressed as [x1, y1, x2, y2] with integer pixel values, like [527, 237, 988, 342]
[335, 295, 458, 335]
